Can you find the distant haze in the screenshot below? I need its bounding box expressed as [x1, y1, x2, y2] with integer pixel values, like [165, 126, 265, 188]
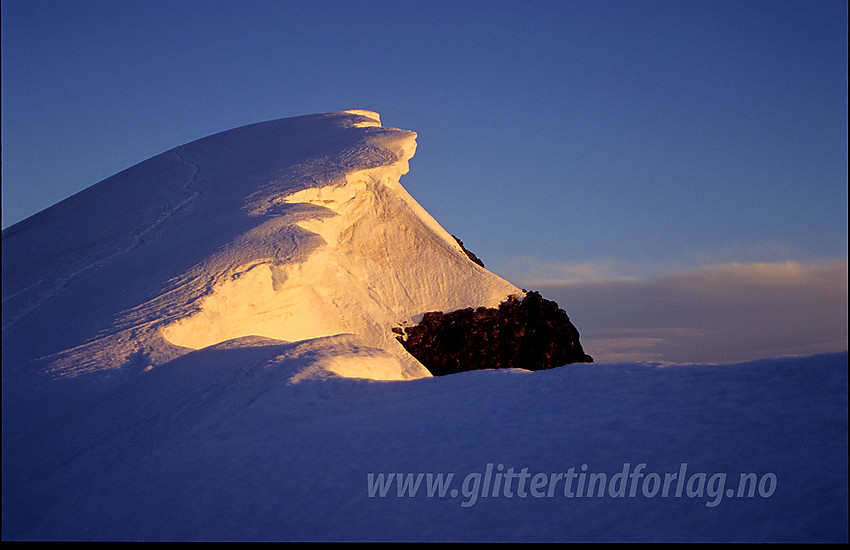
[526, 259, 848, 364]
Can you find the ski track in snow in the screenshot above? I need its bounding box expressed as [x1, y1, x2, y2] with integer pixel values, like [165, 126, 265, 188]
[1, 148, 202, 332]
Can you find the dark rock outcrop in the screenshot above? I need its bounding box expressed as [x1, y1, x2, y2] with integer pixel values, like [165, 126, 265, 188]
[395, 291, 592, 376]
[452, 235, 485, 268]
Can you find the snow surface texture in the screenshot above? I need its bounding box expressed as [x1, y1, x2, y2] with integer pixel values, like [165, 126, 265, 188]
[2, 111, 847, 542]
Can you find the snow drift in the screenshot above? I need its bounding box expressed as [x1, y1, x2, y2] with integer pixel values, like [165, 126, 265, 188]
[2, 111, 846, 542]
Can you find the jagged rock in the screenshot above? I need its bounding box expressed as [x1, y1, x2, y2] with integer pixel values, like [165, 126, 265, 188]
[452, 235, 485, 268]
[395, 291, 592, 376]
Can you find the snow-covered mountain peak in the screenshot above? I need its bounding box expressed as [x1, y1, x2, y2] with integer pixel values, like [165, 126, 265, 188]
[2, 110, 520, 401]
[157, 112, 513, 379]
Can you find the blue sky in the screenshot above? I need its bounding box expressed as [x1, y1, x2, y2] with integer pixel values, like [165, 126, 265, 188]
[2, 0, 847, 361]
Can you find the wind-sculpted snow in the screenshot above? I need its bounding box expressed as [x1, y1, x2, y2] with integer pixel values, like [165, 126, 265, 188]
[1, 110, 519, 430]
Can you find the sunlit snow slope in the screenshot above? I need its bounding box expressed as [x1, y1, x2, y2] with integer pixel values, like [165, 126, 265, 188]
[1, 110, 520, 426]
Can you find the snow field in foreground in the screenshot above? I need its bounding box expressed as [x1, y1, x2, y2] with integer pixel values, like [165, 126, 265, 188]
[3, 346, 846, 542]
